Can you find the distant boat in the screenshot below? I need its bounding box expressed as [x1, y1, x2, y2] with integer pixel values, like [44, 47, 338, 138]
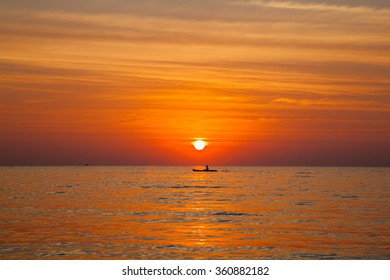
[192, 169, 218, 172]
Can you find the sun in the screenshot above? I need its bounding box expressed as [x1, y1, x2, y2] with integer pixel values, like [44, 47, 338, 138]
[193, 140, 206, 150]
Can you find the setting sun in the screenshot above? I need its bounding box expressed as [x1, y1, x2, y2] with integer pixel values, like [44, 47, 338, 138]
[193, 140, 206, 151]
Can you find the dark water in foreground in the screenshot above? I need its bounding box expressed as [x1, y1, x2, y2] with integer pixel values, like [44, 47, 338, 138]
[0, 166, 389, 259]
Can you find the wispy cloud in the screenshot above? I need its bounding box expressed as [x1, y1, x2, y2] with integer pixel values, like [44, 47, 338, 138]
[234, 0, 390, 13]
[272, 97, 338, 106]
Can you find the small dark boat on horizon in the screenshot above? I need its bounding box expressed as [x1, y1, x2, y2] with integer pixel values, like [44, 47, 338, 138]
[192, 169, 218, 172]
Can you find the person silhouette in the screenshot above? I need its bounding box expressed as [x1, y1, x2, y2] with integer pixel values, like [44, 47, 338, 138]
[205, 165, 209, 171]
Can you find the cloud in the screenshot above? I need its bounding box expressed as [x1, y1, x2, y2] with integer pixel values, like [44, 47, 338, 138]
[272, 97, 339, 106]
[1, 7, 389, 58]
[234, 0, 390, 13]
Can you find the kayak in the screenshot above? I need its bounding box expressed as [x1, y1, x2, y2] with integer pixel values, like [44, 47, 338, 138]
[192, 169, 218, 172]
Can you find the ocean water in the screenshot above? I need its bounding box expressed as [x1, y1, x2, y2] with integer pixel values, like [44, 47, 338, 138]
[0, 166, 389, 260]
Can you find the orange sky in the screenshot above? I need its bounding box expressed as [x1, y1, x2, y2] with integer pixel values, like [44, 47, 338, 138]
[1, 0, 389, 166]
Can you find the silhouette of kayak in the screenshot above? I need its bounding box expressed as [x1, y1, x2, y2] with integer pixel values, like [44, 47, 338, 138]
[192, 169, 218, 172]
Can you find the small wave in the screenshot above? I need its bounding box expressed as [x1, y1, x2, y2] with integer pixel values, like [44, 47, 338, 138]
[333, 194, 360, 199]
[295, 201, 315, 206]
[36, 251, 75, 257]
[294, 253, 339, 259]
[171, 185, 223, 189]
[297, 219, 320, 223]
[54, 242, 74, 247]
[131, 212, 149, 216]
[10, 196, 26, 199]
[216, 219, 233, 223]
[141, 185, 224, 189]
[0, 247, 17, 253]
[213, 211, 247, 216]
[5, 219, 29, 223]
[46, 191, 68, 194]
[34, 249, 90, 258]
[159, 244, 182, 249]
[340, 195, 359, 199]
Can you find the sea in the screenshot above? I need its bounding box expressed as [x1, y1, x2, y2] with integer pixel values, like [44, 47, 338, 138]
[0, 166, 389, 260]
